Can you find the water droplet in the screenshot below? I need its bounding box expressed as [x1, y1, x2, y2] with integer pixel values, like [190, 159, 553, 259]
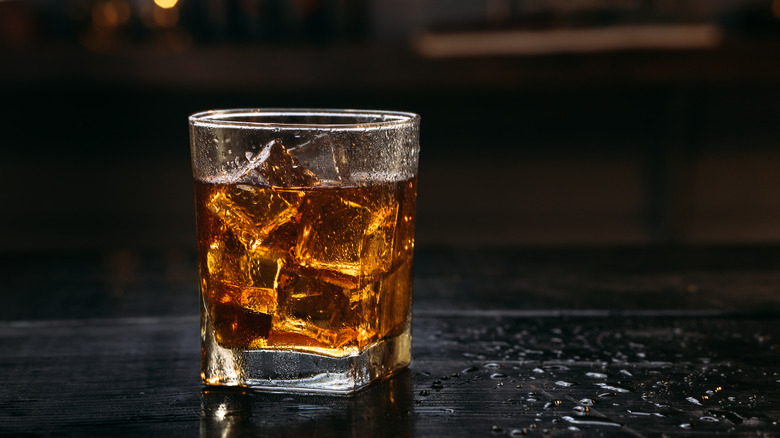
[491, 373, 508, 379]
[579, 398, 596, 406]
[572, 406, 588, 413]
[686, 397, 703, 406]
[585, 372, 608, 379]
[543, 365, 571, 371]
[555, 380, 576, 387]
[720, 411, 743, 424]
[509, 428, 528, 436]
[627, 410, 665, 417]
[419, 390, 430, 396]
[485, 362, 502, 369]
[595, 383, 631, 393]
[699, 416, 719, 422]
[562, 415, 621, 427]
[491, 425, 503, 433]
[679, 423, 692, 429]
[463, 366, 479, 373]
[619, 369, 633, 377]
[532, 368, 544, 374]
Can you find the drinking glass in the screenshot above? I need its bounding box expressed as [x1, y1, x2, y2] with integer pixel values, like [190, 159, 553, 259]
[190, 109, 420, 394]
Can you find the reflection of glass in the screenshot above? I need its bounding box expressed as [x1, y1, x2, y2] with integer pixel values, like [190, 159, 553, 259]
[200, 369, 414, 436]
[190, 109, 420, 394]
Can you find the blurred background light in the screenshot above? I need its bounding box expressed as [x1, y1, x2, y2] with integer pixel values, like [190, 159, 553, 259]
[2, 0, 780, 250]
[154, 0, 178, 10]
[91, 0, 130, 29]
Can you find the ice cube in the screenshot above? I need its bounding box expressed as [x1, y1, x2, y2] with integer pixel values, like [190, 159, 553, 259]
[231, 139, 318, 187]
[347, 282, 380, 347]
[392, 178, 417, 260]
[203, 238, 280, 349]
[206, 239, 246, 285]
[378, 257, 413, 338]
[255, 220, 300, 260]
[205, 240, 280, 314]
[206, 184, 304, 250]
[245, 251, 282, 290]
[288, 134, 350, 184]
[272, 315, 341, 347]
[294, 188, 398, 286]
[237, 285, 278, 315]
[244, 220, 299, 289]
[210, 300, 272, 348]
[275, 268, 348, 324]
[272, 266, 359, 349]
[205, 281, 273, 348]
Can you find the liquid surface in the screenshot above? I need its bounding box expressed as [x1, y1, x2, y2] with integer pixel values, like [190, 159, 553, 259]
[195, 177, 417, 357]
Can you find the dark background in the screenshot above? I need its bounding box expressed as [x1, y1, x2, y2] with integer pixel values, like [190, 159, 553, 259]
[3, 0, 780, 252]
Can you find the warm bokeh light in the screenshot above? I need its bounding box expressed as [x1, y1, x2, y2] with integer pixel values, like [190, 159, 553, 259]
[153, 0, 178, 9]
[152, 5, 178, 27]
[773, 0, 780, 19]
[91, 0, 131, 29]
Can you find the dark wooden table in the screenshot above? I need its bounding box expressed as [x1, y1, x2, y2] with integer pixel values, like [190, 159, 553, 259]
[2, 246, 780, 436]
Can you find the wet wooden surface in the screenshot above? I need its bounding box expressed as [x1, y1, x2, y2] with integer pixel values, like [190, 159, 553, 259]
[2, 246, 780, 436]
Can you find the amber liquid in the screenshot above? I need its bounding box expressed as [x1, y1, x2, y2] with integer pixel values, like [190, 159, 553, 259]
[195, 177, 417, 357]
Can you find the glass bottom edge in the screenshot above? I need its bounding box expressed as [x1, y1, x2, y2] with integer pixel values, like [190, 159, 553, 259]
[201, 332, 411, 395]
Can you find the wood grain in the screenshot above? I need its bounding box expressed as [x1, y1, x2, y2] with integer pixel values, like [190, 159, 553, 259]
[2, 247, 779, 436]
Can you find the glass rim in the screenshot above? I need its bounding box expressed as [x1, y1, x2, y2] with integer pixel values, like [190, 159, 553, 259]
[189, 108, 420, 131]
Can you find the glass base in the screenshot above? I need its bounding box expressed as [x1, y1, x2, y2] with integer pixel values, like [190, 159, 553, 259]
[201, 318, 411, 395]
